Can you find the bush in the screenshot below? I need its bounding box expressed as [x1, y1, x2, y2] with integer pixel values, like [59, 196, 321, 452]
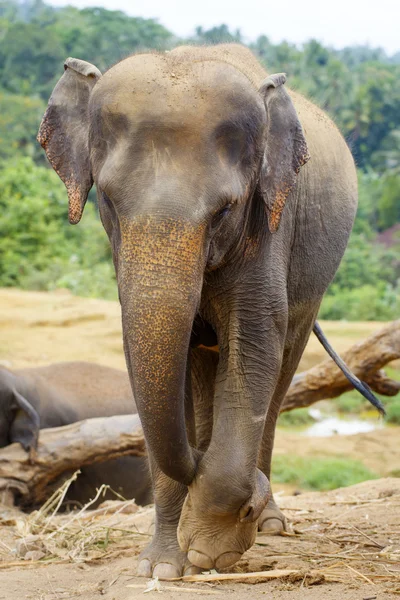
[278, 408, 315, 427]
[318, 170, 400, 322]
[0, 92, 46, 163]
[386, 399, 400, 424]
[319, 282, 400, 321]
[336, 392, 367, 414]
[0, 156, 116, 298]
[272, 455, 377, 491]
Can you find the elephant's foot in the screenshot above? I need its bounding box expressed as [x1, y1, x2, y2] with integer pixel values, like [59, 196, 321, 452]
[178, 493, 261, 570]
[178, 468, 269, 570]
[258, 496, 287, 534]
[178, 498, 258, 570]
[137, 533, 202, 579]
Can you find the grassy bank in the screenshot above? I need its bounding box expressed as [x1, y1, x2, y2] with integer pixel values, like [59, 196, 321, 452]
[272, 455, 378, 491]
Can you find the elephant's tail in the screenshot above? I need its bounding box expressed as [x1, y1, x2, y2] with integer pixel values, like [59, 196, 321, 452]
[312, 321, 386, 416]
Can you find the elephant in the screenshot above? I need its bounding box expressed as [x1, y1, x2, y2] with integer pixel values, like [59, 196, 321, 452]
[37, 43, 366, 578]
[0, 362, 152, 507]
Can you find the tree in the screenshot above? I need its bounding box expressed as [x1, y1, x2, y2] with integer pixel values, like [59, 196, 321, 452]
[192, 24, 242, 45]
[0, 91, 46, 162]
[0, 0, 399, 320]
[0, 21, 65, 97]
[0, 157, 116, 298]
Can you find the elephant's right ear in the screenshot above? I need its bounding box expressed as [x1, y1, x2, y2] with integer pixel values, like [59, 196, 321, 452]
[37, 58, 102, 224]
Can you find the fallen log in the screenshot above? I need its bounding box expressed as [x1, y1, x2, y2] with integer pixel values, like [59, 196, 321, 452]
[0, 322, 398, 507]
[282, 320, 400, 412]
[0, 414, 145, 506]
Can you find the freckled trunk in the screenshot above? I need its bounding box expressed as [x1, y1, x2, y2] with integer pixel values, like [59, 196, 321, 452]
[118, 216, 205, 485]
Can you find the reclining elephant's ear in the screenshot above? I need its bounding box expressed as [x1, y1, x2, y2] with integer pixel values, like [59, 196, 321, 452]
[37, 58, 102, 224]
[9, 390, 40, 454]
[259, 73, 310, 233]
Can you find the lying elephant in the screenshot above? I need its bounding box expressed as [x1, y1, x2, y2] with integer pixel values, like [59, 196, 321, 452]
[38, 44, 369, 577]
[0, 362, 152, 507]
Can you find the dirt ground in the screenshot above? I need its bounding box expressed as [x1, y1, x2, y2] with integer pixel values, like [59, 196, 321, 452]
[0, 479, 399, 599]
[0, 287, 386, 372]
[1, 288, 399, 598]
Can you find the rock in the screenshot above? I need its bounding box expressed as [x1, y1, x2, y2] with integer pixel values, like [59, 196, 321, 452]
[15, 535, 45, 558]
[24, 550, 46, 561]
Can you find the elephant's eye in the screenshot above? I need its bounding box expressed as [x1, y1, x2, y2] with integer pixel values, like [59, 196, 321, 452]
[218, 205, 231, 218]
[211, 202, 233, 229]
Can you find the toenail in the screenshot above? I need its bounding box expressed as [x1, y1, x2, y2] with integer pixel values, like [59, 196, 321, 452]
[187, 549, 214, 570]
[152, 562, 180, 580]
[215, 551, 242, 569]
[260, 516, 284, 532]
[184, 564, 203, 576]
[137, 559, 152, 577]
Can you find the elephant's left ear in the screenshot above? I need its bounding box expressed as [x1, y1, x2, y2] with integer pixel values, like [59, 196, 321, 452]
[37, 58, 102, 224]
[259, 73, 310, 233]
[9, 390, 40, 455]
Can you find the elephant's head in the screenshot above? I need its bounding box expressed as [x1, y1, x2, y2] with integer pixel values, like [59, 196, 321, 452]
[38, 49, 309, 566]
[0, 369, 40, 451]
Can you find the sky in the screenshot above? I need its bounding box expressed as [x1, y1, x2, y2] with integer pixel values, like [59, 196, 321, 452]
[48, 0, 400, 55]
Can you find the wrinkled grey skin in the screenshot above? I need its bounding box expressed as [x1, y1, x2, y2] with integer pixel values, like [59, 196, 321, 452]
[38, 45, 358, 577]
[0, 362, 152, 507]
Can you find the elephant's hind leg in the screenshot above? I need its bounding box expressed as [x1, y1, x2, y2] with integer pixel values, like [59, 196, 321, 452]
[137, 461, 202, 578]
[191, 346, 218, 452]
[257, 306, 319, 534]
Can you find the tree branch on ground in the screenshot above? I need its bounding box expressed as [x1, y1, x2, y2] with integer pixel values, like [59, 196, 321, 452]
[0, 415, 145, 506]
[282, 320, 400, 412]
[0, 322, 398, 507]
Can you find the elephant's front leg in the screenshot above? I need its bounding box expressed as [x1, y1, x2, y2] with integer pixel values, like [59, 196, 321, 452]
[137, 357, 202, 579]
[177, 300, 288, 570]
[137, 461, 201, 578]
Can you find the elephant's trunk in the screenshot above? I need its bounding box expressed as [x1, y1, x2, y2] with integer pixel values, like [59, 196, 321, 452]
[118, 215, 206, 485]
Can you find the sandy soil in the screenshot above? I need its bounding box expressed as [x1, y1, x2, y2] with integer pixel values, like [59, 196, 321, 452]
[0, 287, 387, 372]
[1, 288, 399, 598]
[0, 478, 399, 599]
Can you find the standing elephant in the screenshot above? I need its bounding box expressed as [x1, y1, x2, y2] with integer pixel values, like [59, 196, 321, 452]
[38, 44, 359, 577]
[0, 362, 152, 507]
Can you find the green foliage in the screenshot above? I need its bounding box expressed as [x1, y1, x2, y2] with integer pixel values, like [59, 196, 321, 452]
[0, 1, 398, 317]
[191, 24, 242, 45]
[319, 167, 400, 321]
[327, 235, 398, 291]
[0, 91, 45, 161]
[386, 399, 400, 424]
[0, 156, 116, 298]
[0, 0, 174, 98]
[278, 408, 315, 427]
[272, 455, 378, 491]
[251, 36, 400, 172]
[336, 393, 366, 414]
[56, 6, 175, 73]
[319, 283, 400, 321]
[377, 172, 400, 229]
[335, 365, 398, 418]
[0, 20, 65, 97]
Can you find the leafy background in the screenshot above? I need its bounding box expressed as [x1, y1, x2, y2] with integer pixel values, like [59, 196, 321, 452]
[1, 0, 399, 319]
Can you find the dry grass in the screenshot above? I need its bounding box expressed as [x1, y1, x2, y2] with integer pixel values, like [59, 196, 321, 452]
[0, 471, 153, 567]
[0, 477, 399, 595]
